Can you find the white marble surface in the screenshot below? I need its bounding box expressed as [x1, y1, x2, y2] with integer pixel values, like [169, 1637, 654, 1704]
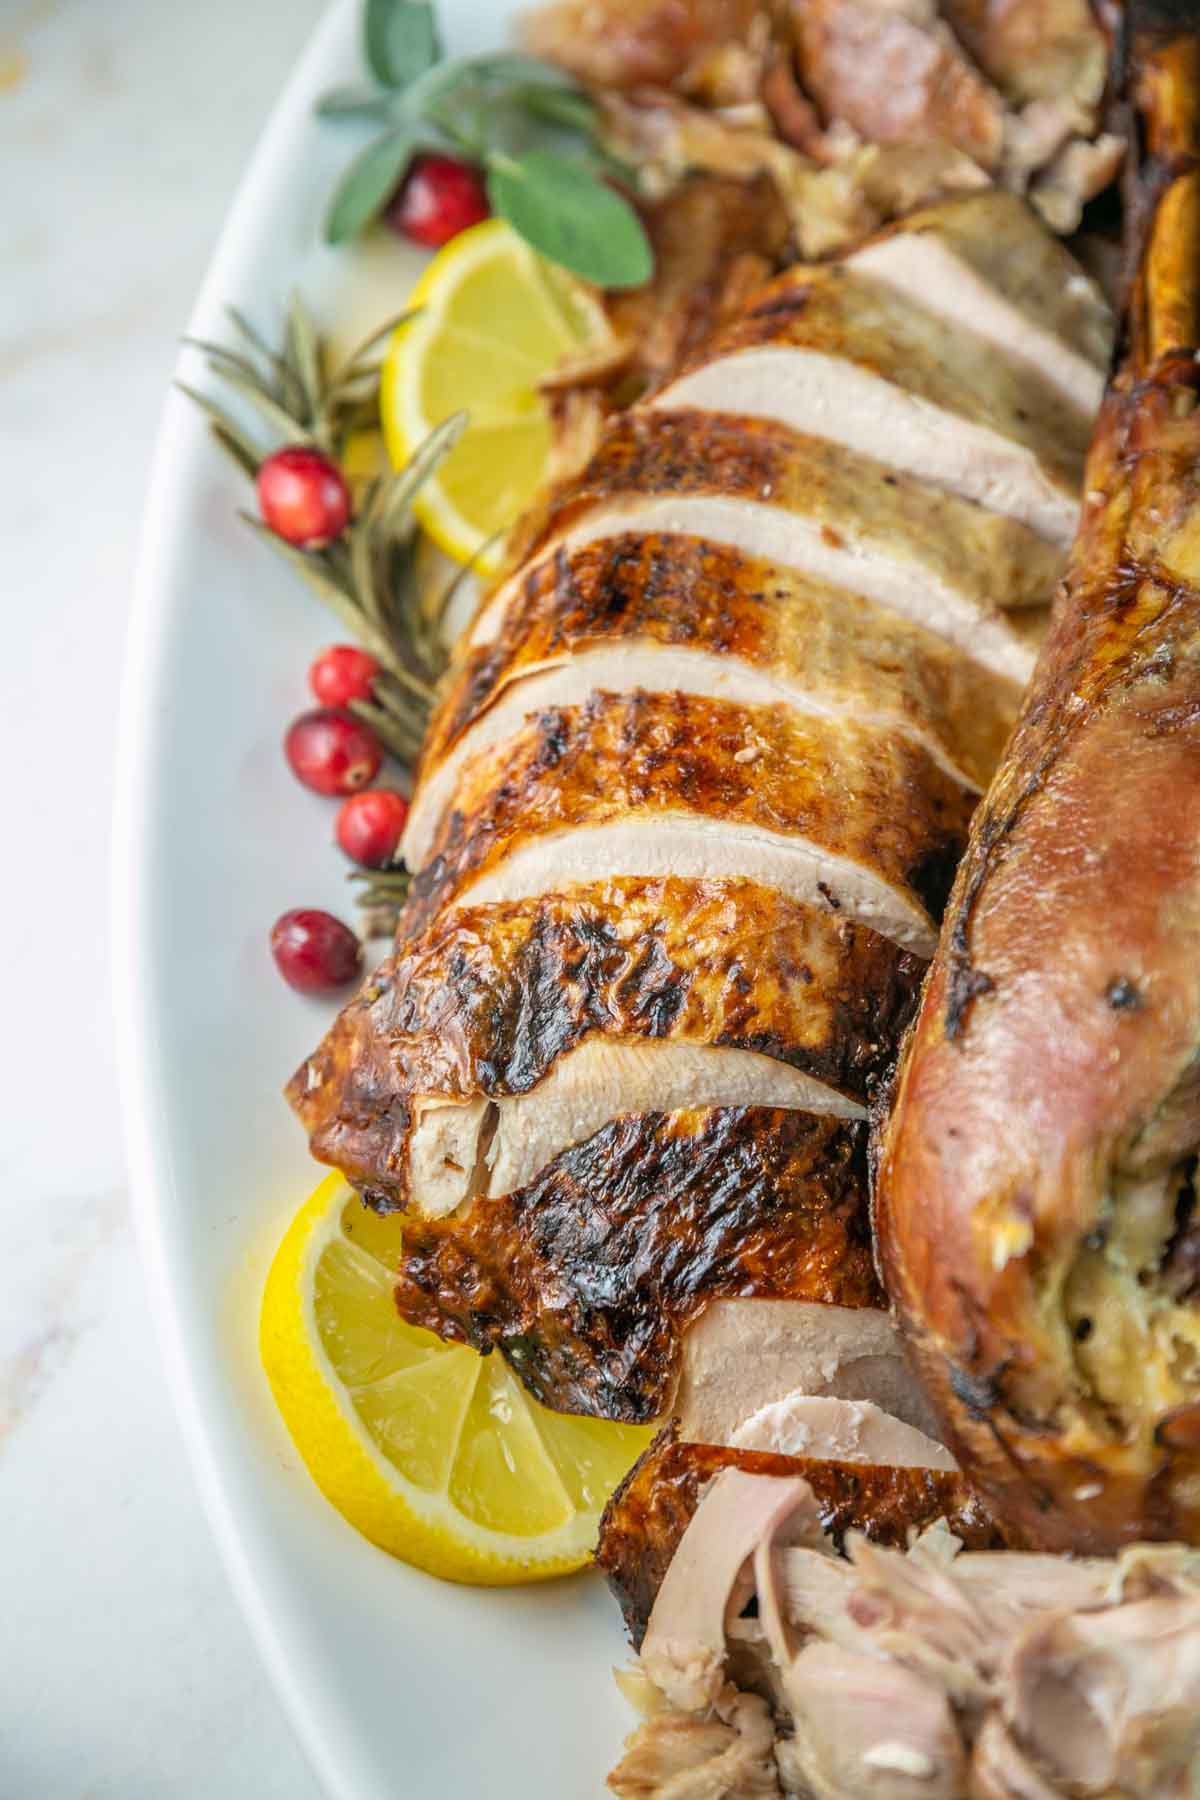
[1, 3, 329, 1792]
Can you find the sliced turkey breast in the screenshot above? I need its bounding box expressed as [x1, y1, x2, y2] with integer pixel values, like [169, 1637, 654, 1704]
[732, 1394, 958, 1471]
[487, 1039, 862, 1189]
[291, 876, 922, 1203]
[290, 873, 925, 1419]
[394, 1107, 881, 1421]
[653, 267, 1087, 543]
[675, 1299, 941, 1444]
[290, 186, 1090, 1475]
[598, 1295, 993, 1639]
[848, 191, 1111, 416]
[405, 533, 1023, 868]
[478, 412, 1058, 672]
[399, 690, 973, 953]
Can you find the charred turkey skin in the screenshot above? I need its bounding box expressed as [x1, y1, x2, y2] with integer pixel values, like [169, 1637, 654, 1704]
[393, 1106, 878, 1424]
[397, 689, 973, 948]
[406, 532, 1022, 873]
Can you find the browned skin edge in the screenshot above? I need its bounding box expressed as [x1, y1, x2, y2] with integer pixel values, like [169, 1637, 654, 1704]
[394, 1106, 879, 1424]
[288, 878, 923, 1212]
[419, 533, 1021, 796]
[597, 1425, 1003, 1647]
[500, 409, 1062, 613]
[399, 690, 972, 943]
[874, 6, 1200, 1552]
[664, 262, 1089, 495]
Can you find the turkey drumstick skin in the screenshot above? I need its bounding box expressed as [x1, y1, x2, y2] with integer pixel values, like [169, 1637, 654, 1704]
[874, 0, 1200, 1552]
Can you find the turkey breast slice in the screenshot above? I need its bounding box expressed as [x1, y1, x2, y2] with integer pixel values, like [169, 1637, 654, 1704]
[406, 532, 1023, 867]
[405, 645, 984, 869]
[732, 1394, 958, 1472]
[448, 817, 940, 956]
[676, 1298, 942, 1445]
[394, 1104, 881, 1425]
[410, 1039, 864, 1220]
[652, 267, 1086, 544]
[290, 878, 920, 1234]
[849, 190, 1111, 418]
[475, 412, 1058, 675]
[476, 503, 1038, 681]
[401, 690, 971, 955]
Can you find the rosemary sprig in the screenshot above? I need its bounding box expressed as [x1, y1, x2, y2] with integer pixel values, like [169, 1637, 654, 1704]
[180, 292, 465, 933]
[347, 864, 416, 941]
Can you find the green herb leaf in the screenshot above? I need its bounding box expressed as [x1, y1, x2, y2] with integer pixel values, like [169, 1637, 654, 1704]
[324, 129, 416, 244]
[510, 83, 597, 136]
[285, 291, 324, 431]
[398, 50, 574, 126]
[447, 51, 577, 90]
[315, 84, 396, 122]
[485, 151, 652, 289]
[174, 381, 263, 474]
[335, 307, 419, 377]
[364, 0, 439, 89]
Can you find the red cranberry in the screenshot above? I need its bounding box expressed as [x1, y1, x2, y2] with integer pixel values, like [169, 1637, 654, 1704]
[285, 708, 383, 796]
[335, 788, 410, 869]
[257, 447, 351, 548]
[387, 154, 490, 249]
[309, 644, 381, 708]
[270, 909, 362, 994]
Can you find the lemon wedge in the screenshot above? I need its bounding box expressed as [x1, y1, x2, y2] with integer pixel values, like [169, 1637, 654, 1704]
[380, 218, 611, 575]
[260, 1172, 652, 1584]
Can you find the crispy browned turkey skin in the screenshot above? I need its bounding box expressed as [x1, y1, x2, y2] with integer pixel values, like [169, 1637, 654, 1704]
[290, 190, 1107, 1519]
[394, 1107, 878, 1422]
[398, 687, 973, 947]
[875, 6, 1200, 1552]
[405, 532, 1024, 869]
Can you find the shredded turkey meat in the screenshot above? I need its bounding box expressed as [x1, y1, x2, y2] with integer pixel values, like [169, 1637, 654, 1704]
[610, 1470, 1200, 1798]
[521, 0, 1123, 250]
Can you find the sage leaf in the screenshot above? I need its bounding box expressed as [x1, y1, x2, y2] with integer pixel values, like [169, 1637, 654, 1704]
[511, 84, 597, 136]
[485, 152, 652, 289]
[454, 52, 576, 89]
[315, 84, 396, 122]
[399, 50, 574, 123]
[364, 0, 439, 90]
[324, 129, 416, 244]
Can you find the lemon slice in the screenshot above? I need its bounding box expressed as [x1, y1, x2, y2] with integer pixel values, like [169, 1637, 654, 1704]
[261, 1172, 652, 1584]
[380, 218, 611, 575]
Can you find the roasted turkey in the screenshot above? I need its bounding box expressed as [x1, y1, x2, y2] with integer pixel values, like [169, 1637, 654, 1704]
[290, 187, 1110, 1581]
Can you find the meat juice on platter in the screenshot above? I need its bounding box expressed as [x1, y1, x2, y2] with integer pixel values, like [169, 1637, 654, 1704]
[181, 0, 1200, 1793]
